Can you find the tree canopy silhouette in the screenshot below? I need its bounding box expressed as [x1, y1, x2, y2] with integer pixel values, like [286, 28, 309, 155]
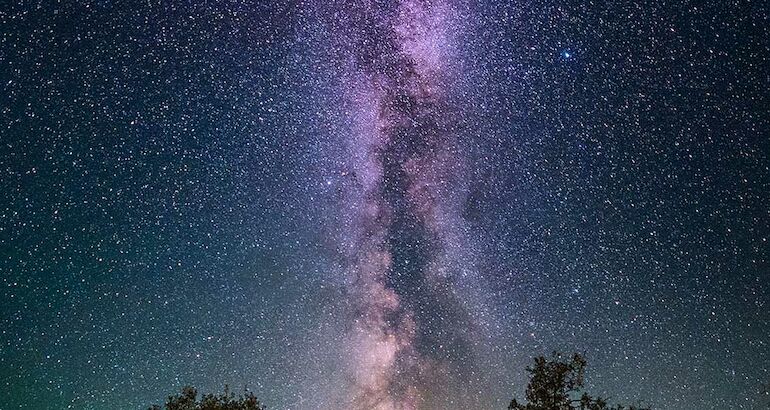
[150, 353, 651, 409]
[149, 386, 265, 410]
[509, 352, 650, 410]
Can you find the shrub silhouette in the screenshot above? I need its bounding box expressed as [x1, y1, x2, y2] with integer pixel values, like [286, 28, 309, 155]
[149, 386, 265, 410]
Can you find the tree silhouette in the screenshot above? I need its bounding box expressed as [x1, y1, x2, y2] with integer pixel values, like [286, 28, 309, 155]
[509, 352, 650, 410]
[761, 381, 770, 408]
[149, 386, 266, 410]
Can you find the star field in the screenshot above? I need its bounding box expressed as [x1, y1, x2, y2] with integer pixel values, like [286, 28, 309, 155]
[1, 1, 768, 409]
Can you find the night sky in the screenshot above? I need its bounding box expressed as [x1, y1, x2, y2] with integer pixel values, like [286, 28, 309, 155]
[1, 1, 769, 409]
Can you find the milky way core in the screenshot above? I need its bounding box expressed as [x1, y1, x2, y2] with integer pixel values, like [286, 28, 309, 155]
[307, 0, 492, 408]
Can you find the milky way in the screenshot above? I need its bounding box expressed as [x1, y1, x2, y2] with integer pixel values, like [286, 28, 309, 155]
[309, 1, 493, 407]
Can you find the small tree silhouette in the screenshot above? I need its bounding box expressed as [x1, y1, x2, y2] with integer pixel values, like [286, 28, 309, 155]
[149, 385, 266, 410]
[509, 352, 649, 410]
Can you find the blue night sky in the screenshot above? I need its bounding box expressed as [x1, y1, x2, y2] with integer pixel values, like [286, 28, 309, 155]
[1, 1, 768, 409]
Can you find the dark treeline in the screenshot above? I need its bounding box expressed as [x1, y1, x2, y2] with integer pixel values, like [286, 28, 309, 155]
[149, 353, 650, 410]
